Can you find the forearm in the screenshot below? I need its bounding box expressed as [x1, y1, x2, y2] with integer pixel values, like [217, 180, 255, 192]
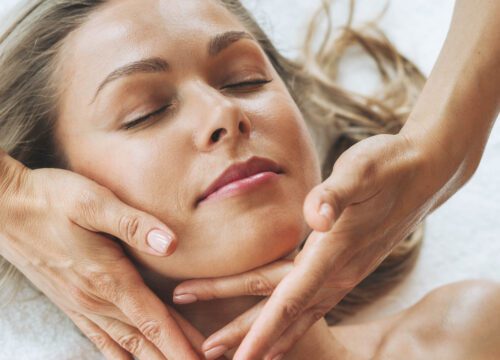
[402, 0, 500, 191]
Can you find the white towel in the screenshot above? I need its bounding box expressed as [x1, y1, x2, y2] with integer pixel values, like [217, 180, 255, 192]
[1, 0, 499, 358]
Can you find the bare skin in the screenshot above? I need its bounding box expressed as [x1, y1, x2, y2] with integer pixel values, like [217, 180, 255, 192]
[0, 149, 203, 360]
[174, 0, 500, 358]
[150, 275, 500, 359]
[0, 0, 498, 359]
[332, 280, 500, 360]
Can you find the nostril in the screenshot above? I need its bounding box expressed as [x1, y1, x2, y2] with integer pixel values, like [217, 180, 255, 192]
[238, 121, 245, 133]
[211, 128, 226, 143]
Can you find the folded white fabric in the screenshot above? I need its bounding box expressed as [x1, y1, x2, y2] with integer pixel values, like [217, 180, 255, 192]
[0, 278, 100, 360]
[1, 0, 499, 359]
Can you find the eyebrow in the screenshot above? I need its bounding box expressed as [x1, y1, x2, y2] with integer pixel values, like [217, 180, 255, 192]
[91, 31, 255, 103]
[207, 30, 253, 56]
[91, 57, 169, 104]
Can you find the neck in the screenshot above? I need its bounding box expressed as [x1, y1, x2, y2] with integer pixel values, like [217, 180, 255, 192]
[141, 270, 354, 360]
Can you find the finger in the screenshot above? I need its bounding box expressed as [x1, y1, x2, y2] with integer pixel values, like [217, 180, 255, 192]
[94, 302, 206, 348]
[233, 231, 351, 360]
[264, 300, 339, 360]
[66, 312, 132, 360]
[202, 300, 266, 360]
[173, 261, 293, 304]
[303, 154, 378, 233]
[90, 294, 205, 355]
[89, 314, 167, 360]
[89, 303, 207, 358]
[111, 284, 200, 360]
[302, 166, 355, 233]
[69, 186, 177, 256]
[168, 305, 206, 356]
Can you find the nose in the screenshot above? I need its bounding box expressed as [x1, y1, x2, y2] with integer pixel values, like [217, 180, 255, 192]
[191, 84, 252, 152]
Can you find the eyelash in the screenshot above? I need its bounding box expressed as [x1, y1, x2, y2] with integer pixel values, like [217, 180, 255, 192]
[222, 78, 272, 90]
[122, 104, 172, 130]
[122, 78, 272, 130]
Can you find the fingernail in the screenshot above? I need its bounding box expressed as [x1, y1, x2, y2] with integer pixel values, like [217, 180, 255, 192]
[204, 345, 227, 360]
[271, 354, 284, 360]
[173, 293, 197, 304]
[319, 203, 333, 225]
[147, 229, 173, 254]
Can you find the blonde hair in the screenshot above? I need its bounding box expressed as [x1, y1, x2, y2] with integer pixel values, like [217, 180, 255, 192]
[0, 0, 424, 322]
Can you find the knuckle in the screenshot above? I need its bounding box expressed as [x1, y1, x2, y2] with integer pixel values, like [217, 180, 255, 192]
[321, 183, 339, 201]
[138, 320, 162, 343]
[73, 188, 102, 224]
[311, 309, 326, 322]
[117, 333, 143, 354]
[88, 333, 108, 350]
[202, 280, 225, 300]
[346, 262, 373, 286]
[280, 298, 305, 322]
[204, 279, 221, 299]
[310, 302, 331, 322]
[245, 274, 274, 296]
[86, 270, 120, 300]
[333, 275, 360, 290]
[69, 286, 102, 313]
[231, 315, 250, 335]
[118, 214, 141, 245]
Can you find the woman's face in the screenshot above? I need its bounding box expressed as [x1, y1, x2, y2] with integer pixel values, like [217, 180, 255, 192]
[55, 0, 321, 279]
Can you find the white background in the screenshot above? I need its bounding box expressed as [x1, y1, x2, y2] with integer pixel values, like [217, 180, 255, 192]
[0, 1, 499, 358]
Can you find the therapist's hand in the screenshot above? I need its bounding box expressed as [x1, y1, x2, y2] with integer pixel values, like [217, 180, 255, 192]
[0, 155, 201, 360]
[173, 132, 467, 360]
[177, 0, 499, 356]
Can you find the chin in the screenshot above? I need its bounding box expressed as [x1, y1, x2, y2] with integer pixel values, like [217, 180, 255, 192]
[130, 203, 308, 281]
[208, 217, 306, 277]
[175, 200, 308, 278]
[129, 174, 313, 280]
[185, 175, 310, 277]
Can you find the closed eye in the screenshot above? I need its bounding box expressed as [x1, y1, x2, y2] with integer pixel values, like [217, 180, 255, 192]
[121, 79, 270, 130]
[222, 78, 272, 91]
[122, 104, 172, 130]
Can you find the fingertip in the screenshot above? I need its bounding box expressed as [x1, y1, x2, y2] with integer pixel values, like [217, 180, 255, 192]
[317, 203, 334, 232]
[268, 354, 284, 360]
[303, 194, 333, 233]
[202, 331, 233, 359]
[164, 234, 178, 256]
[172, 293, 197, 305]
[305, 216, 332, 233]
[172, 281, 192, 296]
[204, 345, 228, 360]
[302, 188, 319, 221]
[146, 228, 176, 256]
[201, 338, 215, 353]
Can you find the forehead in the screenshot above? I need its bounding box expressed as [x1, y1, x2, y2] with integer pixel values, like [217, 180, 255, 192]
[75, 0, 244, 46]
[60, 0, 247, 95]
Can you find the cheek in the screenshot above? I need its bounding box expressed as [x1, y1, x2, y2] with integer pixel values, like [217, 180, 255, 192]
[63, 132, 190, 226]
[250, 88, 322, 188]
[58, 85, 322, 280]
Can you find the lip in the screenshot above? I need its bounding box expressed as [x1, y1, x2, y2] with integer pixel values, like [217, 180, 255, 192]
[196, 156, 284, 205]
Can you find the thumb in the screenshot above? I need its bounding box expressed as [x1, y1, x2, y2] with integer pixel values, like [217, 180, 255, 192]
[304, 156, 376, 233]
[70, 188, 177, 256]
[303, 176, 352, 233]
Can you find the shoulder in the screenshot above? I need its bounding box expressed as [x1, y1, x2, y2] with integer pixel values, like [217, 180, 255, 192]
[377, 280, 500, 360]
[418, 279, 500, 332]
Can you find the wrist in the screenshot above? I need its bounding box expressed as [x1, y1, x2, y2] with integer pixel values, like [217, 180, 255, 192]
[401, 81, 493, 190]
[400, 0, 499, 187]
[400, 117, 481, 214]
[0, 152, 31, 228]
